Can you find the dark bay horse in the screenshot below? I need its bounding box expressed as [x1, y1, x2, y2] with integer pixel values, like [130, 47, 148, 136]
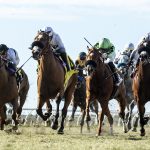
[0, 56, 19, 130]
[85, 48, 127, 136]
[69, 73, 99, 133]
[31, 31, 77, 134]
[132, 50, 150, 136]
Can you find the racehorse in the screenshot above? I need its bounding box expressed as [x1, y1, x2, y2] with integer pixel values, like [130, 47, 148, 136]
[69, 73, 99, 133]
[85, 48, 127, 136]
[132, 50, 150, 136]
[0, 56, 19, 130]
[30, 31, 77, 134]
[0, 68, 29, 129]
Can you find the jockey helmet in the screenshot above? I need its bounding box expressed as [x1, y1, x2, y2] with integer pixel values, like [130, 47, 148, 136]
[124, 43, 134, 51]
[144, 32, 150, 42]
[0, 44, 8, 54]
[79, 52, 86, 60]
[41, 27, 53, 37]
[98, 38, 112, 49]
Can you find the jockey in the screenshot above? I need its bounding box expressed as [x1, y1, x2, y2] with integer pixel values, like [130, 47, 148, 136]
[114, 43, 134, 68]
[94, 38, 122, 86]
[129, 33, 150, 77]
[75, 52, 87, 76]
[0, 44, 20, 73]
[41, 26, 71, 71]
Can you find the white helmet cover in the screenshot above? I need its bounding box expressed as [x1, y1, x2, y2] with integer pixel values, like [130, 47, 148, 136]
[41, 27, 53, 36]
[124, 43, 134, 51]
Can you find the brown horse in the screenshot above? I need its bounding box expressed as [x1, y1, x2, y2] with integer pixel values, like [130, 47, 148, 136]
[1, 69, 29, 128]
[132, 50, 150, 136]
[0, 56, 19, 130]
[31, 31, 77, 134]
[85, 48, 127, 136]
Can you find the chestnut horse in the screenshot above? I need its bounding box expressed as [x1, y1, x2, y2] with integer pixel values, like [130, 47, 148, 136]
[85, 48, 127, 136]
[0, 56, 19, 130]
[132, 51, 150, 136]
[31, 31, 77, 134]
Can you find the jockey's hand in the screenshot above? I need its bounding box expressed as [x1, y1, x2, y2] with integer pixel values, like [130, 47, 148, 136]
[102, 53, 107, 59]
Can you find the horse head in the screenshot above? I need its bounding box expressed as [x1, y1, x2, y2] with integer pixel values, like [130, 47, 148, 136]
[86, 48, 104, 76]
[139, 51, 149, 62]
[31, 31, 51, 60]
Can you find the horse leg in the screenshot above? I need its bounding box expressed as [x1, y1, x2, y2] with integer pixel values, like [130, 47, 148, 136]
[97, 110, 104, 136]
[0, 105, 7, 130]
[132, 112, 139, 132]
[44, 100, 52, 117]
[94, 100, 99, 125]
[126, 100, 135, 131]
[11, 99, 19, 130]
[69, 103, 77, 122]
[36, 97, 49, 121]
[117, 95, 128, 133]
[138, 102, 146, 136]
[80, 109, 89, 133]
[51, 95, 61, 130]
[85, 97, 91, 123]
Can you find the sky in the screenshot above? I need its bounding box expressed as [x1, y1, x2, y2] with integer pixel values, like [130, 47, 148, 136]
[0, 0, 150, 112]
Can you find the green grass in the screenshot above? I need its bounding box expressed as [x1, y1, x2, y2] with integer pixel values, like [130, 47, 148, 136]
[0, 124, 150, 150]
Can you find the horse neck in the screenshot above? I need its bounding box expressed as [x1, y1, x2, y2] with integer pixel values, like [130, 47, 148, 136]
[138, 61, 150, 78]
[40, 50, 62, 75]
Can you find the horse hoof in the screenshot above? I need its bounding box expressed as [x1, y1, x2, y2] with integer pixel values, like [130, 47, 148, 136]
[140, 132, 145, 136]
[51, 122, 58, 130]
[132, 128, 137, 132]
[12, 126, 18, 131]
[44, 112, 51, 118]
[57, 129, 64, 134]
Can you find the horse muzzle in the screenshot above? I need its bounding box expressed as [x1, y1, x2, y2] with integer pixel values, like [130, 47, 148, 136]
[32, 46, 41, 60]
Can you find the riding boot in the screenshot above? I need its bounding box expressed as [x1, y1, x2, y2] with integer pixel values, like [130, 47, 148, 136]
[60, 52, 70, 71]
[108, 61, 122, 86]
[114, 72, 123, 86]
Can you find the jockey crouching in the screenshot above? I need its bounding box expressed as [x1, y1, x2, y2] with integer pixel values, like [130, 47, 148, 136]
[94, 38, 122, 86]
[0, 44, 22, 85]
[41, 27, 71, 72]
[129, 33, 150, 78]
[114, 43, 134, 75]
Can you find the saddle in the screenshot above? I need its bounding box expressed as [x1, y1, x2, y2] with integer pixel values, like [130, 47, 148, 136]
[54, 53, 78, 89]
[105, 64, 119, 99]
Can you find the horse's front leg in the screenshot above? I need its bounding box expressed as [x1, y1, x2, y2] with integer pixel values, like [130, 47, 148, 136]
[85, 97, 91, 122]
[11, 99, 19, 130]
[36, 97, 49, 121]
[126, 100, 135, 131]
[138, 102, 146, 136]
[51, 95, 61, 130]
[44, 100, 52, 117]
[0, 105, 7, 130]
